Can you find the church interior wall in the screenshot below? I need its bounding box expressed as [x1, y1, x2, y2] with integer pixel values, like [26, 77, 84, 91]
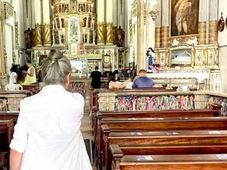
[0, 0, 227, 94]
[218, 0, 227, 92]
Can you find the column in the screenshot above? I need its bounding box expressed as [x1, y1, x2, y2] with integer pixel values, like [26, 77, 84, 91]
[97, 0, 105, 44]
[42, 0, 51, 46]
[198, 0, 208, 44]
[146, 0, 159, 49]
[34, 0, 42, 46]
[136, 0, 145, 70]
[155, 1, 161, 48]
[209, 0, 218, 44]
[160, 0, 169, 48]
[106, 0, 113, 44]
[0, 2, 6, 76]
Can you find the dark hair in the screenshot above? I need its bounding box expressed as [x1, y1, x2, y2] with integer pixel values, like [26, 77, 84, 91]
[139, 69, 147, 73]
[10, 64, 18, 73]
[95, 66, 99, 70]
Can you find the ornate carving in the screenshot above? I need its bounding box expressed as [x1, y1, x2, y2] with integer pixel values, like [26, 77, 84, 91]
[198, 22, 206, 45]
[43, 24, 51, 46]
[209, 20, 218, 44]
[97, 22, 105, 44]
[155, 27, 161, 48]
[3, 2, 13, 19]
[98, 93, 117, 111]
[106, 23, 114, 44]
[170, 35, 198, 47]
[34, 24, 42, 47]
[161, 26, 169, 47]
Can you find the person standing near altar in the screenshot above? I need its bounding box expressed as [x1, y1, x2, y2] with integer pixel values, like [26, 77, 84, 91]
[147, 47, 155, 71]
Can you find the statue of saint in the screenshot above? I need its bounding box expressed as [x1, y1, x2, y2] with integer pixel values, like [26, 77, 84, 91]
[146, 47, 155, 70]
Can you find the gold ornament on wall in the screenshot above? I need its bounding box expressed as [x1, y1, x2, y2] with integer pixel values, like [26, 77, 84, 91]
[97, 22, 105, 44]
[34, 24, 42, 46]
[106, 23, 113, 44]
[43, 24, 51, 46]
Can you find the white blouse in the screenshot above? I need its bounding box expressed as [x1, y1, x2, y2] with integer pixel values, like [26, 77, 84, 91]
[10, 85, 92, 170]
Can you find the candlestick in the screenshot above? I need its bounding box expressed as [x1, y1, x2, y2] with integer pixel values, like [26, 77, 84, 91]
[52, 20, 55, 46]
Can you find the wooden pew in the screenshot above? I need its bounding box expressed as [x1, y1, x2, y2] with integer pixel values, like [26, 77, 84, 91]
[110, 143, 227, 155]
[0, 111, 19, 125]
[98, 116, 227, 170]
[94, 109, 219, 145]
[101, 130, 227, 170]
[111, 154, 227, 170]
[22, 83, 40, 95]
[97, 116, 227, 156]
[0, 119, 14, 169]
[0, 119, 14, 146]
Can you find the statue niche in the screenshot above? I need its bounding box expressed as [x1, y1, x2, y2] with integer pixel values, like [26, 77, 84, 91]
[115, 26, 125, 47]
[68, 17, 80, 43]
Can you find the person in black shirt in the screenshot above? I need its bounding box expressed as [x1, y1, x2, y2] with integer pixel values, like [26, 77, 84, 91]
[90, 66, 102, 88]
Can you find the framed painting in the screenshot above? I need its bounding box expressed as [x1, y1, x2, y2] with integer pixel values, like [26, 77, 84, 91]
[171, 0, 199, 36]
[170, 48, 193, 67]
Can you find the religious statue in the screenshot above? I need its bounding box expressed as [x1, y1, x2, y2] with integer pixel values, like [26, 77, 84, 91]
[146, 47, 155, 71]
[69, 18, 79, 43]
[116, 26, 125, 47]
[24, 28, 32, 49]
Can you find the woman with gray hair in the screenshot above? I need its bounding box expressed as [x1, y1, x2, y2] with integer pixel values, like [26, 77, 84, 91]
[10, 50, 92, 170]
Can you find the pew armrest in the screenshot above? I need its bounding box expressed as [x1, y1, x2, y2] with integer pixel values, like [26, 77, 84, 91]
[109, 144, 123, 158]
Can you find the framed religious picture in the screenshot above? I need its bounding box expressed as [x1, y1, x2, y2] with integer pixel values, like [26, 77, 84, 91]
[170, 48, 193, 67]
[171, 0, 199, 36]
[194, 48, 206, 67]
[103, 55, 111, 68]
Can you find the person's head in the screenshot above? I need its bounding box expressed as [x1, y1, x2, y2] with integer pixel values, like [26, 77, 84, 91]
[10, 64, 18, 73]
[26, 60, 32, 67]
[41, 50, 72, 90]
[138, 69, 147, 77]
[95, 66, 99, 70]
[147, 47, 155, 56]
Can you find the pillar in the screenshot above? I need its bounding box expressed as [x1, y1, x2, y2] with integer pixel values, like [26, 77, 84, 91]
[136, 0, 145, 70]
[160, 0, 169, 48]
[42, 0, 51, 46]
[97, 0, 105, 44]
[106, 0, 113, 44]
[209, 0, 218, 44]
[34, 0, 42, 46]
[198, 0, 208, 44]
[0, 2, 6, 76]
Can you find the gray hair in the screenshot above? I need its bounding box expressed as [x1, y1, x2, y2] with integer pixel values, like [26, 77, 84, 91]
[41, 50, 71, 85]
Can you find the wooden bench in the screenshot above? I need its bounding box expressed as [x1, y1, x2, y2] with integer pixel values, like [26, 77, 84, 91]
[97, 116, 227, 170]
[101, 130, 227, 170]
[96, 116, 227, 156]
[111, 154, 227, 170]
[110, 143, 227, 155]
[0, 111, 19, 125]
[94, 109, 219, 144]
[0, 119, 14, 169]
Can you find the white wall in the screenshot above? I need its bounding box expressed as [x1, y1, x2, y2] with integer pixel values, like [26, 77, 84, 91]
[218, 0, 227, 92]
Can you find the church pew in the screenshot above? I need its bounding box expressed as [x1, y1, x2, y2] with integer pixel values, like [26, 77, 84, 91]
[91, 87, 177, 112]
[111, 143, 227, 155]
[0, 119, 14, 169]
[0, 119, 14, 146]
[22, 83, 40, 96]
[108, 144, 227, 170]
[97, 116, 227, 170]
[94, 109, 219, 145]
[96, 116, 227, 160]
[101, 130, 227, 170]
[0, 111, 19, 125]
[111, 154, 227, 170]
